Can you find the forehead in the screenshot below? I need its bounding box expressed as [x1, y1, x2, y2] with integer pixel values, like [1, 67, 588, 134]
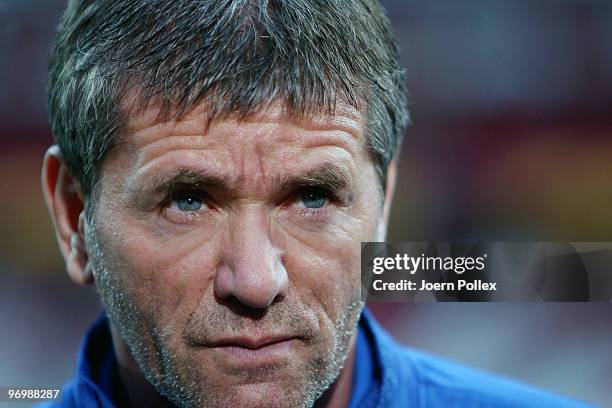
[123, 99, 365, 146]
[105, 100, 372, 193]
[117, 100, 367, 168]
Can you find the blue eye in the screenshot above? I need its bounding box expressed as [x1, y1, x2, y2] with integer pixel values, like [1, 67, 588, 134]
[172, 193, 203, 212]
[301, 189, 327, 209]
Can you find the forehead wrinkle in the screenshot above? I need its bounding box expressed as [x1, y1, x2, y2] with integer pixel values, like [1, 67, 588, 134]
[123, 122, 360, 169]
[122, 136, 358, 197]
[124, 100, 364, 151]
[115, 111, 365, 200]
[124, 126, 361, 187]
[134, 140, 226, 177]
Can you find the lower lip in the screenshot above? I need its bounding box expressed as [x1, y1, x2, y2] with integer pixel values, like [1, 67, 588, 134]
[214, 339, 299, 365]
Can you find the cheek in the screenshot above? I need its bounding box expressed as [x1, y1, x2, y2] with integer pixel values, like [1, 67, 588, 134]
[95, 216, 222, 333]
[303, 244, 361, 320]
[279, 211, 378, 323]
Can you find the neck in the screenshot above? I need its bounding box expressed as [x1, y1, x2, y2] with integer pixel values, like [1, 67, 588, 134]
[110, 327, 356, 408]
[314, 341, 356, 408]
[110, 329, 174, 408]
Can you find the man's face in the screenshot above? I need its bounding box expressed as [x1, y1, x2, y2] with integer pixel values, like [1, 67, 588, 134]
[86, 102, 385, 408]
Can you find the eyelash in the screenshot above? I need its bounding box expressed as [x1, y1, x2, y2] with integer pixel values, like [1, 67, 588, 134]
[160, 190, 214, 223]
[284, 187, 338, 221]
[159, 187, 340, 224]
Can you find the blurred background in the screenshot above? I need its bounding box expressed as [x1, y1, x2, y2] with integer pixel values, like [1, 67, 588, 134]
[1, 0, 611, 406]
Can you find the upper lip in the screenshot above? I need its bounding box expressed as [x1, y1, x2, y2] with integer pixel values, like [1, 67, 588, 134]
[208, 335, 299, 350]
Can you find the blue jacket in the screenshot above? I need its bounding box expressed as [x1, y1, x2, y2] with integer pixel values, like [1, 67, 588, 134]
[40, 309, 593, 407]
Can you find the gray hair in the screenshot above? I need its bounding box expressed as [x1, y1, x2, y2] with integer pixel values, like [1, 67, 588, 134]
[48, 0, 409, 206]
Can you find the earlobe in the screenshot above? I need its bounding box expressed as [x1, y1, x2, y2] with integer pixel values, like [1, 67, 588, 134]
[66, 213, 94, 285]
[42, 146, 93, 285]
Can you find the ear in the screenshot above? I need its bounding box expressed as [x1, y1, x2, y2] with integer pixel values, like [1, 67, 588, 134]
[42, 145, 94, 285]
[376, 159, 398, 241]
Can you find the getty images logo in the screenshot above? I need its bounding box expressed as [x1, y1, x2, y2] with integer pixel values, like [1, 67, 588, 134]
[371, 253, 488, 275]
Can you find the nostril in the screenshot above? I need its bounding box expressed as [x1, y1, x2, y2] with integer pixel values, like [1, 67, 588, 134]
[233, 286, 279, 310]
[214, 295, 271, 319]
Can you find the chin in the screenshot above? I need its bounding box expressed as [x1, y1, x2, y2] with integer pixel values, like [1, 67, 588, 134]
[153, 356, 326, 408]
[164, 380, 318, 408]
[219, 382, 315, 408]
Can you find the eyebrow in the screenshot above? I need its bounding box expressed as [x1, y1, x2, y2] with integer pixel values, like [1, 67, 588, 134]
[149, 168, 234, 195]
[276, 163, 354, 194]
[134, 162, 354, 201]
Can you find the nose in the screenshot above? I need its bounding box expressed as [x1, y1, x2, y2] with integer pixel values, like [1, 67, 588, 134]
[214, 207, 288, 309]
